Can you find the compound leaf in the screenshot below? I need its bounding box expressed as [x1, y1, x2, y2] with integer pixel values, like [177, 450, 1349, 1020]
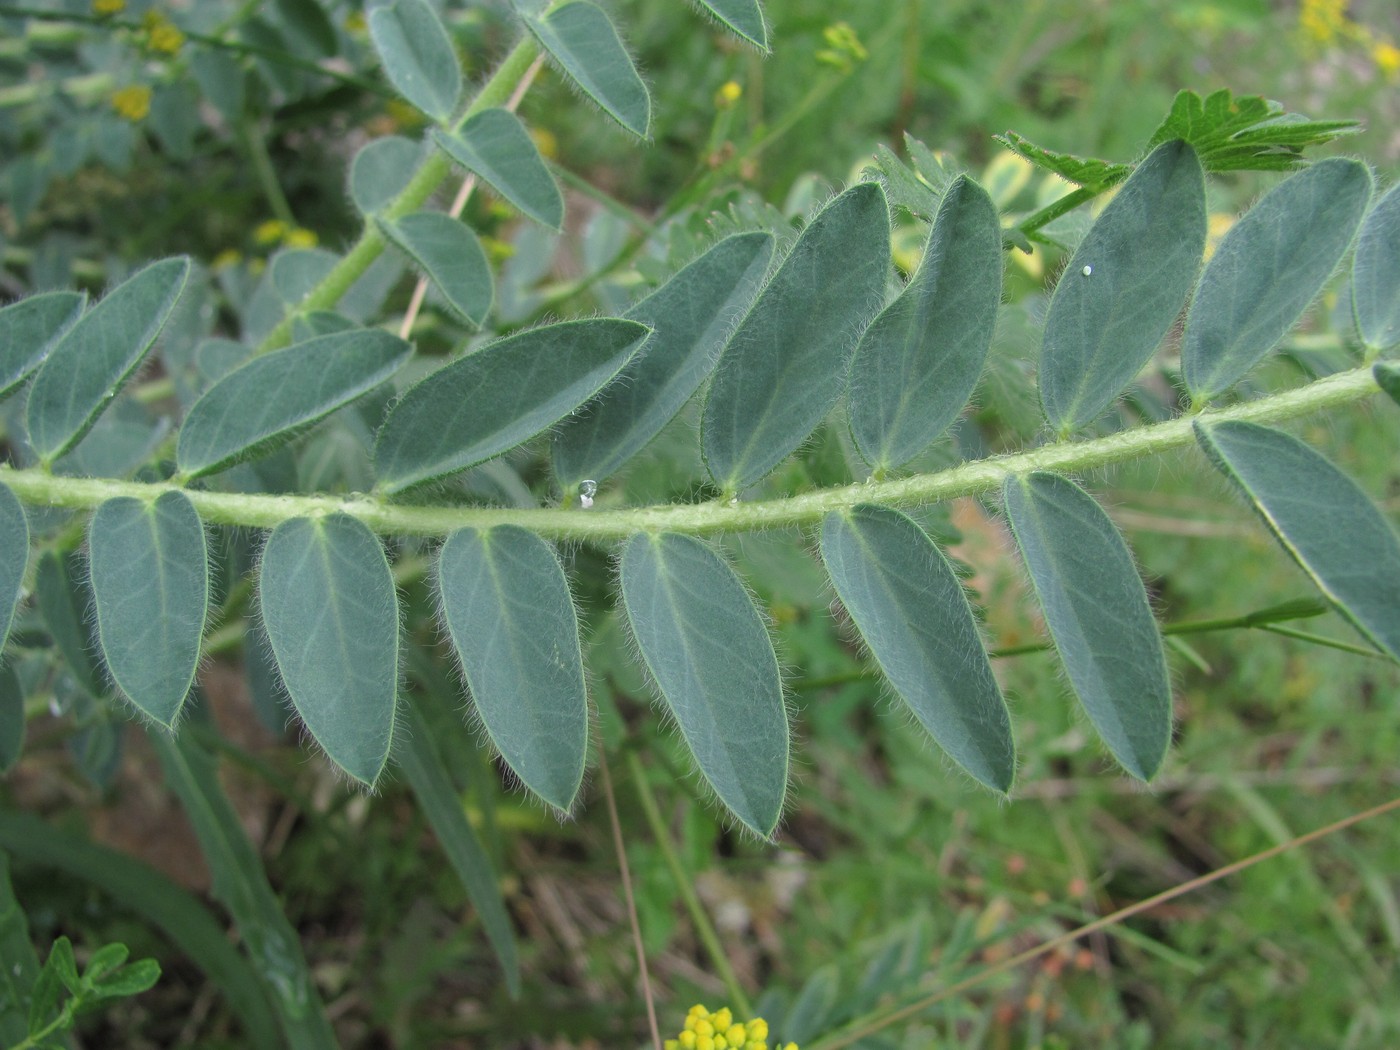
[437, 526, 587, 812]
[1002, 471, 1172, 780]
[820, 505, 1015, 792]
[374, 318, 650, 494]
[380, 211, 493, 327]
[692, 0, 768, 51]
[88, 492, 208, 727]
[0, 290, 85, 401]
[620, 533, 788, 837]
[553, 231, 773, 489]
[523, 1, 650, 138]
[368, 0, 461, 123]
[27, 257, 189, 463]
[1182, 158, 1372, 402]
[349, 135, 420, 216]
[1039, 140, 1205, 433]
[848, 176, 1002, 469]
[703, 182, 890, 492]
[0, 483, 26, 655]
[259, 514, 398, 786]
[177, 328, 411, 480]
[1353, 180, 1400, 353]
[432, 109, 564, 230]
[1194, 419, 1400, 660]
[1146, 89, 1361, 173]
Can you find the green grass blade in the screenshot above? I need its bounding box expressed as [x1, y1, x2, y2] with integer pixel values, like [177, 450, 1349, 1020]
[1194, 419, 1400, 660]
[1002, 471, 1172, 780]
[620, 532, 789, 838]
[437, 526, 588, 812]
[432, 110, 564, 230]
[380, 211, 494, 328]
[259, 514, 399, 787]
[88, 492, 208, 727]
[820, 505, 1015, 793]
[1353, 180, 1400, 354]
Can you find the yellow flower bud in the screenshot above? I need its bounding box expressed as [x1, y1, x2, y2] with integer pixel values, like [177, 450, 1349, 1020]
[679, 1032, 697, 1049]
[253, 219, 289, 246]
[715, 80, 742, 109]
[726, 1024, 747, 1044]
[283, 228, 319, 249]
[110, 85, 152, 122]
[92, 0, 125, 15]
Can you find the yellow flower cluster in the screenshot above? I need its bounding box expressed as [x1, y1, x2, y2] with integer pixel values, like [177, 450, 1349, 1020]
[92, 0, 125, 15]
[663, 1004, 797, 1050]
[142, 10, 185, 55]
[110, 85, 151, 121]
[252, 220, 319, 249]
[1297, 0, 1400, 81]
[815, 22, 867, 73]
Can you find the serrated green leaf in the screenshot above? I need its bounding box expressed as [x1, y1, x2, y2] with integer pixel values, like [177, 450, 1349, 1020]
[1146, 89, 1361, 173]
[1194, 419, 1400, 660]
[0, 483, 26, 657]
[1039, 140, 1206, 433]
[26, 258, 189, 463]
[1353, 181, 1400, 353]
[259, 515, 398, 786]
[620, 533, 788, 837]
[1002, 471, 1171, 780]
[36, 551, 103, 699]
[374, 318, 650, 494]
[368, 0, 462, 123]
[0, 290, 85, 401]
[553, 231, 773, 488]
[437, 526, 587, 811]
[848, 176, 1002, 469]
[692, 0, 768, 51]
[524, 1, 651, 138]
[349, 135, 420, 216]
[0, 666, 23, 774]
[1182, 159, 1372, 402]
[703, 182, 890, 492]
[431, 109, 564, 230]
[88, 492, 208, 727]
[177, 329, 411, 480]
[380, 211, 493, 327]
[820, 505, 1015, 792]
[87, 958, 160, 1001]
[994, 131, 1131, 191]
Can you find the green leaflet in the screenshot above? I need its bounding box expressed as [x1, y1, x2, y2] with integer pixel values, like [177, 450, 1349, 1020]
[437, 526, 587, 812]
[0, 290, 85, 401]
[36, 550, 104, 699]
[0, 483, 26, 656]
[1182, 158, 1373, 402]
[88, 492, 208, 727]
[1194, 419, 1400, 660]
[273, 0, 338, 58]
[703, 182, 891, 492]
[692, 0, 768, 51]
[820, 505, 1015, 792]
[1353, 181, 1400, 353]
[0, 665, 23, 773]
[367, 0, 462, 123]
[848, 176, 1002, 469]
[177, 328, 411, 480]
[26, 257, 189, 463]
[349, 135, 420, 215]
[374, 318, 650, 494]
[1375, 361, 1400, 407]
[553, 231, 774, 489]
[523, 1, 651, 139]
[259, 515, 399, 786]
[269, 248, 337, 306]
[432, 109, 564, 230]
[380, 211, 494, 327]
[619, 533, 788, 837]
[1002, 471, 1172, 780]
[994, 131, 1130, 191]
[396, 704, 521, 996]
[1039, 140, 1206, 434]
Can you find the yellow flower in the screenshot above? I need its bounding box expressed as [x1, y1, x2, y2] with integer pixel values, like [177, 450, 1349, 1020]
[210, 249, 243, 272]
[1374, 40, 1400, 79]
[666, 1004, 797, 1050]
[283, 227, 319, 249]
[253, 219, 289, 246]
[92, 0, 125, 15]
[1298, 0, 1350, 45]
[715, 80, 742, 109]
[110, 85, 151, 121]
[142, 10, 185, 55]
[530, 126, 559, 161]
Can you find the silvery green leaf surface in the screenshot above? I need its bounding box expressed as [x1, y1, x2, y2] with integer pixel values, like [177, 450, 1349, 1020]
[432, 110, 564, 230]
[269, 248, 337, 306]
[1039, 140, 1206, 433]
[380, 211, 493, 327]
[35, 551, 103, 699]
[0, 290, 85, 401]
[692, 0, 768, 51]
[259, 515, 399, 786]
[553, 231, 773, 489]
[374, 318, 650, 494]
[437, 526, 588, 811]
[848, 176, 1002, 469]
[1195, 419, 1400, 660]
[820, 505, 1015, 792]
[88, 493, 207, 727]
[177, 329, 411, 480]
[0, 484, 26, 657]
[703, 182, 890, 492]
[1002, 471, 1172, 780]
[1182, 158, 1372, 401]
[523, 1, 651, 138]
[1353, 180, 1400, 353]
[368, 0, 462, 123]
[349, 135, 420, 216]
[26, 258, 189, 463]
[620, 532, 788, 837]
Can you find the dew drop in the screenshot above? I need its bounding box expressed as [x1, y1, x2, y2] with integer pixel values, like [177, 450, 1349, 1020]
[578, 479, 597, 510]
[1081, 264, 1093, 277]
